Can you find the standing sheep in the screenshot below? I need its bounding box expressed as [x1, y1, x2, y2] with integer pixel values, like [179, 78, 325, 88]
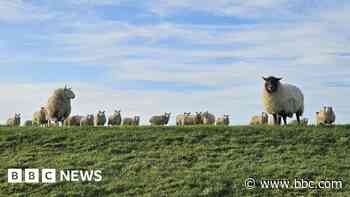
[80, 114, 94, 126]
[201, 111, 215, 125]
[176, 112, 196, 126]
[32, 107, 48, 127]
[108, 110, 122, 126]
[95, 111, 107, 126]
[250, 112, 269, 125]
[64, 115, 83, 126]
[7, 113, 21, 127]
[262, 76, 304, 125]
[149, 113, 171, 126]
[46, 86, 76, 126]
[316, 106, 336, 125]
[122, 116, 140, 126]
[216, 115, 230, 125]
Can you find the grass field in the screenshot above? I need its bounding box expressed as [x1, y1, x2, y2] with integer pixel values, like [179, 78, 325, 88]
[0, 125, 349, 196]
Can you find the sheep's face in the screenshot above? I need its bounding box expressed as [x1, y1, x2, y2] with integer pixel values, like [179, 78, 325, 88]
[134, 116, 140, 122]
[64, 87, 76, 99]
[263, 76, 282, 93]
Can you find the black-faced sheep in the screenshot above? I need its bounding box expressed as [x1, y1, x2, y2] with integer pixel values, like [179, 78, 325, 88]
[80, 114, 94, 126]
[149, 113, 171, 126]
[7, 113, 21, 127]
[108, 110, 122, 126]
[262, 76, 304, 125]
[216, 115, 230, 125]
[95, 111, 107, 126]
[46, 86, 75, 126]
[32, 107, 48, 127]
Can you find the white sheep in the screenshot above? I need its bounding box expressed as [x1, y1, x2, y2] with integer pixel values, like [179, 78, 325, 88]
[201, 111, 215, 125]
[250, 112, 269, 125]
[95, 111, 107, 126]
[262, 76, 304, 125]
[32, 107, 48, 127]
[176, 112, 195, 126]
[7, 113, 21, 127]
[108, 110, 122, 126]
[122, 116, 140, 126]
[80, 114, 94, 126]
[149, 113, 171, 126]
[216, 115, 230, 125]
[316, 106, 336, 125]
[46, 86, 75, 126]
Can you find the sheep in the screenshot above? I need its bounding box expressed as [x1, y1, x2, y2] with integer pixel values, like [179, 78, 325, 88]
[80, 114, 94, 126]
[108, 110, 122, 126]
[64, 115, 83, 126]
[216, 115, 230, 125]
[316, 106, 336, 125]
[7, 113, 21, 127]
[289, 118, 308, 126]
[149, 112, 171, 126]
[250, 112, 269, 125]
[262, 76, 304, 125]
[24, 120, 33, 127]
[176, 112, 196, 126]
[46, 86, 75, 126]
[32, 107, 48, 127]
[95, 111, 107, 126]
[122, 116, 140, 126]
[201, 111, 215, 125]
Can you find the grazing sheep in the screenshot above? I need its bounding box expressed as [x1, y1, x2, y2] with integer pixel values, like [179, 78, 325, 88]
[64, 115, 83, 126]
[123, 116, 140, 126]
[149, 112, 171, 126]
[95, 111, 107, 126]
[108, 110, 122, 126]
[32, 107, 48, 127]
[201, 111, 215, 125]
[24, 120, 33, 127]
[250, 112, 269, 125]
[80, 114, 94, 126]
[316, 106, 336, 125]
[46, 86, 75, 126]
[216, 115, 230, 125]
[7, 113, 21, 127]
[262, 76, 304, 125]
[289, 118, 308, 126]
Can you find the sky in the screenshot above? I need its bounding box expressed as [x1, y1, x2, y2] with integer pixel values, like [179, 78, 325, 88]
[0, 0, 350, 125]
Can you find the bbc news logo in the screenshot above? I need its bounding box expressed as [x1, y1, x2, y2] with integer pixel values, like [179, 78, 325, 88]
[8, 169, 102, 183]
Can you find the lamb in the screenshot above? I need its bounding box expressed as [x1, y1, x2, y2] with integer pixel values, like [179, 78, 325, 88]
[216, 115, 230, 125]
[316, 106, 336, 125]
[95, 111, 107, 126]
[122, 116, 140, 126]
[80, 114, 94, 126]
[32, 107, 48, 127]
[64, 115, 83, 126]
[289, 118, 308, 126]
[7, 113, 21, 127]
[250, 112, 269, 125]
[24, 120, 33, 127]
[149, 112, 171, 126]
[108, 110, 122, 126]
[201, 111, 215, 125]
[262, 76, 304, 125]
[46, 86, 75, 126]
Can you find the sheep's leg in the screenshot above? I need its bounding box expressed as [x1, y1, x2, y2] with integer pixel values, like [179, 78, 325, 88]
[296, 113, 301, 124]
[282, 116, 287, 125]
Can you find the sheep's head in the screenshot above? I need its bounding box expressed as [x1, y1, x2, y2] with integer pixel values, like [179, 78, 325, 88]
[114, 110, 121, 115]
[15, 113, 21, 119]
[63, 86, 76, 99]
[97, 111, 106, 117]
[134, 116, 140, 122]
[263, 76, 282, 93]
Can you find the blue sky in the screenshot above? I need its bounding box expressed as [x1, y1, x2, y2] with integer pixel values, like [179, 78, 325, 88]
[0, 0, 350, 124]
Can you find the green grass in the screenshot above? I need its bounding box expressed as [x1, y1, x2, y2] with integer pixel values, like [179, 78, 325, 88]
[0, 125, 350, 196]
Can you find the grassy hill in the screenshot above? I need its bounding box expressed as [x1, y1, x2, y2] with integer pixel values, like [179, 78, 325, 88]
[0, 125, 349, 196]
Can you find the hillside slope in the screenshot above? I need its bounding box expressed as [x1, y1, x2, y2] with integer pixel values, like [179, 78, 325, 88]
[0, 126, 349, 196]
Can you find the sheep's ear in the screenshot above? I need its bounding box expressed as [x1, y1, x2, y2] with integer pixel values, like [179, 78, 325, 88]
[262, 77, 267, 81]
